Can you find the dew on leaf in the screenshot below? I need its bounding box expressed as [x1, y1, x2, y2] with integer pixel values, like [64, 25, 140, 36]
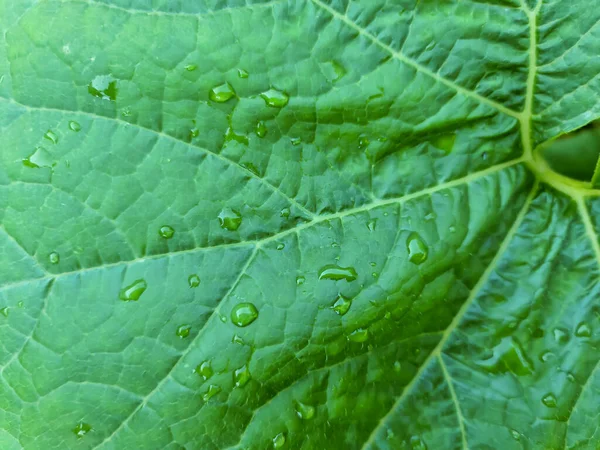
[209, 82, 236, 103]
[220, 314, 227, 323]
[272, 432, 286, 449]
[542, 393, 557, 408]
[88, 75, 118, 101]
[318, 265, 358, 282]
[358, 135, 370, 149]
[225, 127, 249, 145]
[260, 88, 289, 108]
[119, 279, 147, 301]
[553, 327, 570, 344]
[367, 219, 377, 232]
[393, 361, 402, 372]
[185, 64, 197, 71]
[188, 274, 201, 288]
[121, 108, 132, 117]
[0, 307, 8, 317]
[49, 252, 60, 264]
[176, 324, 191, 339]
[218, 207, 242, 231]
[296, 276, 305, 286]
[539, 351, 555, 363]
[240, 162, 260, 176]
[566, 373, 576, 383]
[510, 430, 521, 441]
[189, 128, 199, 139]
[158, 225, 175, 239]
[237, 68, 249, 78]
[18, 301, 24, 308]
[276, 243, 285, 250]
[290, 137, 301, 146]
[295, 402, 315, 420]
[384, 311, 391, 319]
[410, 435, 427, 450]
[72, 422, 92, 438]
[477, 337, 532, 376]
[23, 147, 54, 169]
[232, 334, 245, 345]
[280, 207, 291, 218]
[407, 233, 428, 264]
[234, 364, 251, 387]
[575, 322, 591, 337]
[347, 328, 369, 343]
[44, 129, 58, 144]
[332, 294, 352, 316]
[255, 121, 268, 137]
[203, 384, 221, 401]
[68, 121, 81, 132]
[195, 360, 213, 380]
[320, 60, 346, 83]
[231, 302, 259, 327]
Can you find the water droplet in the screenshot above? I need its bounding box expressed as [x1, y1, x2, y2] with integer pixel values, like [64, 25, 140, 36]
[358, 135, 370, 149]
[384, 311, 391, 319]
[575, 322, 592, 338]
[189, 128, 199, 139]
[202, 384, 221, 401]
[23, 147, 54, 169]
[424, 212, 436, 221]
[0, 307, 8, 317]
[260, 88, 289, 108]
[348, 328, 369, 342]
[276, 243, 285, 250]
[431, 133, 456, 154]
[393, 361, 402, 372]
[478, 337, 533, 376]
[539, 351, 555, 363]
[218, 207, 242, 231]
[371, 272, 379, 278]
[332, 294, 352, 316]
[237, 68, 249, 78]
[449, 225, 456, 233]
[231, 302, 259, 327]
[566, 372, 576, 383]
[234, 365, 251, 387]
[220, 314, 227, 323]
[195, 360, 213, 380]
[240, 162, 259, 176]
[482, 151, 489, 161]
[49, 252, 60, 264]
[295, 402, 315, 420]
[553, 327, 570, 344]
[44, 129, 58, 144]
[410, 435, 427, 450]
[370, 262, 377, 267]
[232, 334, 245, 345]
[367, 219, 377, 232]
[255, 121, 268, 138]
[119, 279, 147, 302]
[72, 422, 92, 438]
[121, 108, 132, 118]
[407, 233, 428, 264]
[185, 64, 197, 71]
[296, 276, 305, 286]
[68, 121, 81, 132]
[280, 208, 291, 218]
[320, 60, 346, 83]
[176, 324, 191, 338]
[209, 82, 236, 103]
[17, 301, 24, 308]
[186, 274, 201, 288]
[158, 225, 175, 239]
[272, 432, 286, 449]
[542, 393, 557, 408]
[290, 137, 301, 146]
[88, 75, 118, 101]
[318, 265, 358, 282]
[510, 430, 521, 441]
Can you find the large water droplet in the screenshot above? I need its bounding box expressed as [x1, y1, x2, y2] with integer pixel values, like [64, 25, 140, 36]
[542, 393, 557, 408]
[407, 233, 428, 264]
[44, 129, 58, 144]
[119, 279, 147, 301]
[295, 402, 315, 420]
[202, 384, 221, 401]
[68, 121, 81, 132]
[176, 324, 191, 338]
[72, 422, 92, 438]
[318, 265, 358, 282]
[553, 327, 570, 344]
[332, 294, 352, 316]
[238, 68, 249, 78]
[49, 252, 60, 264]
[195, 360, 213, 380]
[209, 82, 236, 103]
[218, 207, 242, 231]
[23, 147, 54, 169]
[575, 322, 592, 338]
[260, 88, 289, 108]
[158, 225, 174, 239]
[88, 75, 118, 101]
[188, 274, 201, 288]
[234, 364, 251, 387]
[231, 302, 259, 327]
[348, 328, 369, 343]
[255, 121, 268, 138]
[272, 432, 286, 449]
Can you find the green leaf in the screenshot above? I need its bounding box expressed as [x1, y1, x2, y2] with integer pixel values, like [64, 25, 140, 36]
[0, 1, 599, 449]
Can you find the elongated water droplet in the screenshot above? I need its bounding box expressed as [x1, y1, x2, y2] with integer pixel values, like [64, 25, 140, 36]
[553, 327, 569, 344]
[209, 82, 236, 103]
[318, 265, 358, 282]
[185, 64, 197, 71]
[49, 252, 60, 264]
[237, 68, 249, 78]
[539, 351, 555, 363]
[72, 422, 92, 438]
[188, 274, 200, 288]
[0, 307, 8, 317]
[17, 301, 24, 308]
[225, 127, 249, 145]
[348, 328, 369, 342]
[23, 147, 54, 169]
[367, 219, 377, 232]
[542, 393, 557, 408]
[260, 88, 289, 108]
[195, 360, 213, 380]
[44, 129, 58, 144]
[234, 364, 251, 387]
[231, 302, 259, 327]
[295, 402, 315, 420]
[255, 121, 268, 138]
[407, 233, 428, 264]
[575, 322, 591, 337]
[290, 137, 301, 146]
[332, 294, 352, 316]
[158, 225, 174, 239]
[296, 276, 305, 286]
[119, 279, 147, 301]
[203, 384, 221, 401]
[276, 243, 285, 250]
[68, 121, 81, 132]
[272, 432, 286, 449]
[218, 207, 242, 231]
[88, 75, 117, 101]
[510, 430, 521, 441]
[176, 324, 191, 338]
[232, 334, 245, 345]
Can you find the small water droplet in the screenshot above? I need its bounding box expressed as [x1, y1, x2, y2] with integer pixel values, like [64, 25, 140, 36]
[195, 360, 213, 380]
[320, 60, 346, 83]
[234, 365, 251, 387]
[410, 435, 427, 450]
[237, 68, 249, 78]
[49, 252, 60, 264]
[575, 322, 592, 338]
[290, 137, 301, 146]
[358, 135, 370, 149]
[566, 373, 576, 383]
[188, 274, 201, 288]
[176, 324, 191, 338]
[119, 279, 147, 302]
[449, 226, 456, 233]
[88, 75, 118, 101]
[553, 327, 570, 344]
[231, 302, 259, 327]
[260, 88, 289, 108]
[220, 314, 227, 323]
[209, 82, 236, 103]
[121, 108, 132, 118]
[280, 207, 291, 218]
[367, 219, 377, 232]
[296, 276, 305, 286]
[0, 307, 8, 317]
[272, 432, 286, 449]
[318, 265, 358, 282]
[72, 422, 92, 438]
[44, 129, 58, 144]
[539, 351, 555, 363]
[202, 384, 221, 401]
[276, 243, 285, 250]
[482, 151, 489, 161]
[295, 402, 315, 420]
[370, 262, 377, 267]
[17, 301, 24, 308]
[542, 393, 557, 408]
[189, 128, 199, 139]
[407, 233, 428, 264]
[232, 334, 245, 345]
[218, 207, 242, 231]
[424, 212, 436, 221]
[384, 311, 391, 319]
[510, 430, 521, 441]
[158, 225, 175, 239]
[371, 272, 379, 278]
[23, 147, 54, 169]
[332, 294, 352, 316]
[185, 64, 197, 71]
[347, 328, 369, 343]
[255, 121, 268, 138]
[68, 121, 81, 132]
